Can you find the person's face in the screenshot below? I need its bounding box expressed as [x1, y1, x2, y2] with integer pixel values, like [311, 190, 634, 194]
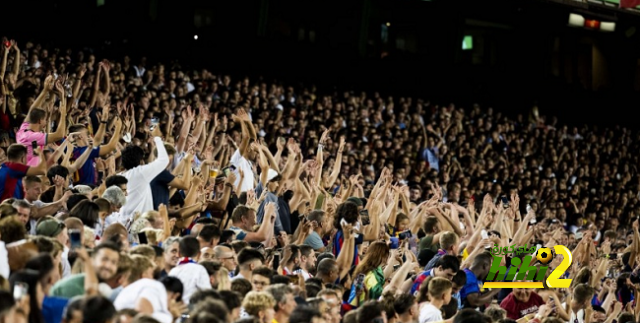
[218, 250, 237, 272]
[200, 247, 214, 262]
[397, 219, 410, 232]
[113, 184, 127, 198]
[281, 292, 297, 315]
[321, 295, 341, 322]
[513, 288, 532, 303]
[24, 181, 43, 201]
[303, 251, 317, 270]
[435, 267, 456, 280]
[260, 307, 276, 323]
[252, 274, 271, 292]
[75, 129, 91, 147]
[230, 307, 241, 322]
[92, 248, 119, 281]
[57, 228, 70, 248]
[164, 242, 180, 268]
[267, 180, 279, 192]
[242, 211, 257, 229]
[16, 206, 30, 225]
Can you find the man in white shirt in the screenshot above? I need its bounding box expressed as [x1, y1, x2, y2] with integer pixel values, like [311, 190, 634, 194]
[168, 236, 211, 304]
[114, 254, 173, 323]
[294, 245, 316, 280]
[119, 126, 168, 221]
[230, 110, 257, 193]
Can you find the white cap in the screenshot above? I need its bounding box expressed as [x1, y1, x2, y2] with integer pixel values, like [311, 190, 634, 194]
[267, 169, 279, 182]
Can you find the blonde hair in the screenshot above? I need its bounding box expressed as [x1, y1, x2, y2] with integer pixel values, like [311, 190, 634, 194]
[83, 226, 95, 247]
[127, 255, 155, 284]
[140, 228, 164, 246]
[242, 291, 276, 317]
[130, 244, 156, 260]
[428, 277, 453, 300]
[217, 267, 230, 291]
[439, 231, 459, 251]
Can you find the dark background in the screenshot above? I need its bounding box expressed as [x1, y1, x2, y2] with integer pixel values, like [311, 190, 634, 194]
[3, 0, 640, 128]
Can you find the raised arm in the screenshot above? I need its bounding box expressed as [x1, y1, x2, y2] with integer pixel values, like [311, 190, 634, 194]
[27, 76, 55, 122]
[67, 142, 95, 173]
[99, 117, 123, 156]
[46, 81, 68, 143]
[26, 148, 47, 176]
[325, 137, 345, 189]
[244, 202, 276, 243]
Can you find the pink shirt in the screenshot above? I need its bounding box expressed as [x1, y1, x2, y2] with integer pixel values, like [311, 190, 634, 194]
[16, 122, 47, 166]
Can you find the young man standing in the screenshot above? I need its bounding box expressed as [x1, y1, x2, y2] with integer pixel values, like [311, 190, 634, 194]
[0, 144, 47, 201]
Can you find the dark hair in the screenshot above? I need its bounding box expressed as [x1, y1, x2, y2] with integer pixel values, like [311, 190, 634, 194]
[252, 266, 274, 280]
[188, 299, 229, 323]
[28, 108, 47, 124]
[316, 258, 337, 276]
[179, 236, 200, 258]
[290, 306, 322, 323]
[10, 270, 45, 323]
[159, 276, 183, 300]
[63, 297, 85, 322]
[218, 290, 243, 312]
[69, 200, 100, 228]
[0, 216, 27, 244]
[105, 175, 128, 188]
[121, 145, 145, 170]
[305, 283, 321, 298]
[6, 144, 27, 161]
[307, 210, 325, 223]
[92, 241, 121, 256]
[299, 244, 314, 258]
[24, 252, 55, 286]
[200, 260, 222, 276]
[230, 278, 253, 297]
[237, 248, 265, 266]
[394, 293, 416, 315]
[357, 301, 385, 323]
[334, 201, 359, 229]
[0, 290, 15, 318]
[66, 194, 89, 212]
[220, 230, 236, 244]
[195, 217, 215, 224]
[453, 308, 492, 323]
[46, 165, 70, 185]
[271, 275, 290, 285]
[436, 255, 460, 272]
[189, 289, 221, 308]
[198, 225, 221, 243]
[68, 124, 87, 134]
[82, 296, 117, 323]
[452, 270, 467, 286]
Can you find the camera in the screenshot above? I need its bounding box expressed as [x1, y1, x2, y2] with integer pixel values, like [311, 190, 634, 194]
[398, 230, 412, 240]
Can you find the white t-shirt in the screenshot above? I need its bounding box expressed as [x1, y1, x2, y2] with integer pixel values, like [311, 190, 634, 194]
[114, 278, 173, 323]
[419, 303, 443, 323]
[230, 149, 254, 193]
[119, 137, 168, 218]
[169, 263, 212, 304]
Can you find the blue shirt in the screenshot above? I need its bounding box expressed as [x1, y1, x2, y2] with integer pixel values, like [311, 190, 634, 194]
[42, 296, 69, 323]
[72, 146, 101, 185]
[459, 268, 480, 308]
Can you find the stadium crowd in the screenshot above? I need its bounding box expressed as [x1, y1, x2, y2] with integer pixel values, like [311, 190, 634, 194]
[0, 37, 638, 323]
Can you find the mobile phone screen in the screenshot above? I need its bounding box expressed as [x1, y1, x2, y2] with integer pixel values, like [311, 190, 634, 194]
[69, 229, 82, 249]
[138, 232, 148, 245]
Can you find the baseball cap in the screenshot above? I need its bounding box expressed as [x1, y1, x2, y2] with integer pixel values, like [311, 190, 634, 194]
[36, 218, 65, 237]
